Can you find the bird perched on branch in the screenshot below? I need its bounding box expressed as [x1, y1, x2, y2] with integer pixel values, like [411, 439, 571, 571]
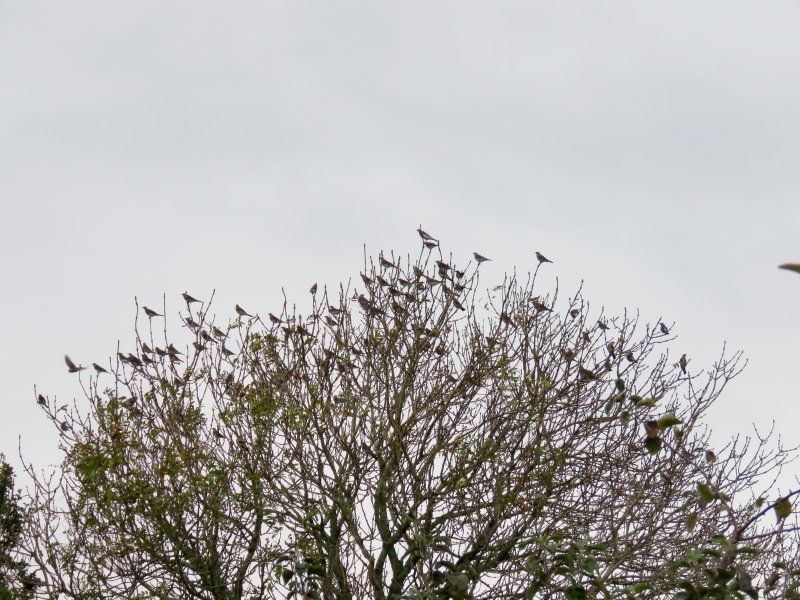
[310, 283, 317, 295]
[143, 306, 162, 318]
[183, 292, 200, 305]
[679, 354, 688, 374]
[417, 227, 437, 243]
[268, 313, 282, 325]
[235, 304, 253, 318]
[92, 363, 108, 374]
[529, 298, 552, 313]
[64, 355, 85, 373]
[659, 322, 669, 335]
[473, 252, 491, 264]
[535, 251, 553, 264]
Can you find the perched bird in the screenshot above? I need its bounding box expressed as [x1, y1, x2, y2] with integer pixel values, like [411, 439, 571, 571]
[379, 256, 397, 269]
[154, 347, 167, 357]
[596, 320, 609, 331]
[141, 343, 153, 354]
[775, 497, 793, 522]
[705, 450, 717, 463]
[37, 394, 46, 406]
[417, 227, 437, 242]
[142, 306, 162, 318]
[126, 354, 143, 368]
[211, 326, 227, 339]
[64, 355, 85, 373]
[659, 322, 670, 335]
[625, 351, 636, 363]
[167, 344, 182, 356]
[221, 344, 235, 357]
[473, 252, 491, 264]
[268, 313, 282, 325]
[679, 353, 688, 374]
[92, 363, 108, 374]
[569, 308, 580, 318]
[578, 366, 599, 381]
[184, 316, 200, 329]
[60, 421, 70, 432]
[183, 292, 200, 305]
[360, 273, 374, 286]
[235, 304, 253, 318]
[530, 298, 552, 313]
[435, 260, 450, 271]
[606, 342, 616, 358]
[310, 283, 318, 295]
[535, 251, 553, 264]
[423, 240, 438, 249]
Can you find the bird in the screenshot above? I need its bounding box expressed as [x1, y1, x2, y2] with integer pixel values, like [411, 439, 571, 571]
[141, 343, 153, 354]
[606, 342, 616, 358]
[92, 363, 108, 374]
[142, 306, 162, 318]
[679, 354, 688, 374]
[221, 344, 235, 357]
[705, 450, 717, 463]
[268, 313, 282, 325]
[379, 256, 397, 269]
[360, 273, 374, 286]
[659, 323, 670, 335]
[235, 304, 253, 318]
[167, 344, 182, 356]
[417, 227, 437, 242]
[569, 308, 580, 318]
[530, 298, 552, 313]
[775, 497, 793, 522]
[473, 252, 491, 264]
[37, 394, 46, 406]
[435, 260, 450, 271]
[184, 316, 200, 329]
[596, 320, 609, 331]
[423, 240, 438, 249]
[535, 251, 553, 264]
[779, 263, 800, 274]
[64, 355, 85, 373]
[183, 292, 200, 305]
[310, 283, 318, 295]
[626, 351, 636, 363]
[211, 326, 227, 339]
[578, 366, 599, 381]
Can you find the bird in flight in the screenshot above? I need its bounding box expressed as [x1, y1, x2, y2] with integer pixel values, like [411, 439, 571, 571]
[64, 355, 85, 373]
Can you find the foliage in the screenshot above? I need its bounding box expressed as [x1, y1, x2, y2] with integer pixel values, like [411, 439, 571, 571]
[22, 239, 800, 599]
[0, 457, 39, 599]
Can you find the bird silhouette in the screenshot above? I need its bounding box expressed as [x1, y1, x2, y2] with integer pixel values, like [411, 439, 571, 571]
[167, 344, 182, 356]
[235, 304, 253, 318]
[142, 306, 162, 318]
[92, 363, 108, 374]
[679, 354, 688, 374]
[268, 313, 282, 325]
[64, 355, 85, 373]
[183, 292, 200, 305]
[379, 256, 397, 269]
[423, 240, 438, 249]
[211, 326, 227, 339]
[417, 228, 437, 242]
[535, 251, 553, 264]
[596, 320, 609, 331]
[141, 343, 153, 354]
[530, 299, 552, 313]
[310, 283, 318, 295]
[659, 323, 670, 335]
[473, 252, 491, 264]
[37, 394, 46, 406]
[184, 316, 200, 329]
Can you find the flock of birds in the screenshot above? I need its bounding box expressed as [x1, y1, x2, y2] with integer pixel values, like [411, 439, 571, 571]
[58, 227, 690, 386]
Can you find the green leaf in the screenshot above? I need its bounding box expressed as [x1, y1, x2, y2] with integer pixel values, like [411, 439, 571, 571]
[657, 413, 681, 429]
[563, 584, 587, 600]
[644, 436, 662, 454]
[697, 483, 716, 507]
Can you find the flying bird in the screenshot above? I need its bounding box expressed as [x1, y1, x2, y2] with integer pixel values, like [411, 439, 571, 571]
[183, 292, 200, 305]
[417, 228, 437, 242]
[92, 363, 108, 374]
[679, 353, 688, 374]
[64, 355, 85, 373]
[779, 263, 800, 274]
[535, 251, 553, 264]
[142, 306, 162, 318]
[235, 304, 253, 318]
[473, 252, 491, 264]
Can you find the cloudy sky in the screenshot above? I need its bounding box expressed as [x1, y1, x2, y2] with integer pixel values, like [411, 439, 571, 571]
[1, 2, 799, 487]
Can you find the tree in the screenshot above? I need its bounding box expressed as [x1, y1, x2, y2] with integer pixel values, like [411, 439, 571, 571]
[0, 457, 39, 599]
[22, 237, 800, 599]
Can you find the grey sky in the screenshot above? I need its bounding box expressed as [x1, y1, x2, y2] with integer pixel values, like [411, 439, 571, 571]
[1, 2, 799, 485]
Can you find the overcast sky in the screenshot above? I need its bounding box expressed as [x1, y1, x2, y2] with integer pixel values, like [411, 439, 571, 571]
[1, 2, 799, 488]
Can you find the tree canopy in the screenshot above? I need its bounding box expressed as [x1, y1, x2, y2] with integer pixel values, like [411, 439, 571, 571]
[20, 236, 800, 599]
